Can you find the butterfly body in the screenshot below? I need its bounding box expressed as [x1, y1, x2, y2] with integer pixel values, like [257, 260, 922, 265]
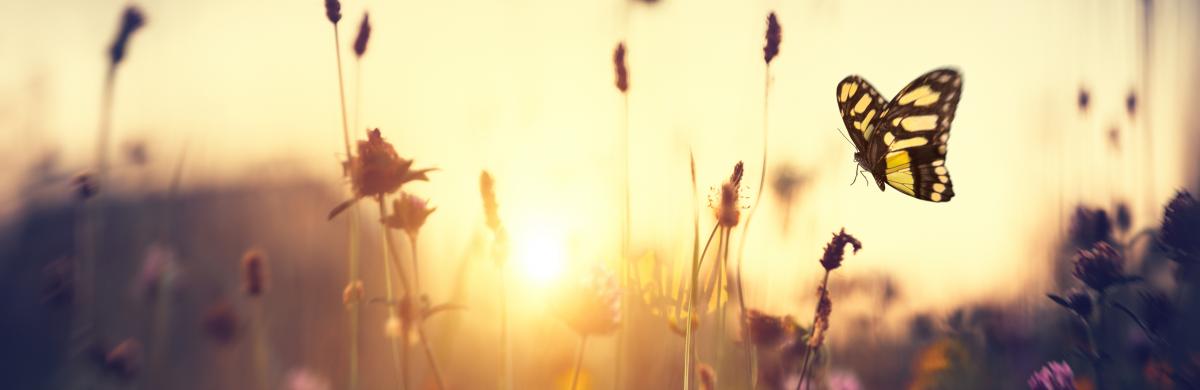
[836, 68, 962, 202]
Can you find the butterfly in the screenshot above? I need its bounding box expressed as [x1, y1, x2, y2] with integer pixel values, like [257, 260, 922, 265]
[836, 68, 962, 202]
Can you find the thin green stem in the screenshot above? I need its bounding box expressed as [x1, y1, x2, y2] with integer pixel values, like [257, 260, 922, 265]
[673, 225, 719, 324]
[570, 335, 589, 390]
[331, 21, 362, 390]
[738, 62, 772, 390]
[796, 271, 831, 390]
[408, 234, 447, 390]
[716, 227, 732, 390]
[616, 91, 630, 390]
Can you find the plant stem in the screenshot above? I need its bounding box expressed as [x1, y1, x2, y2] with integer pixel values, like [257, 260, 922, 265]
[571, 335, 589, 390]
[616, 89, 631, 390]
[500, 261, 510, 390]
[738, 63, 772, 390]
[796, 271, 831, 390]
[332, 21, 362, 390]
[716, 227, 731, 390]
[683, 152, 699, 390]
[408, 235, 448, 390]
[378, 198, 407, 390]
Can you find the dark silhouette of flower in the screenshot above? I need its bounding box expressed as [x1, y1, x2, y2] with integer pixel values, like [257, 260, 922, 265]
[324, 0, 342, 24]
[746, 309, 797, 348]
[1115, 202, 1132, 232]
[1077, 88, 1090, 114]
[613, 42, 628, 93]
[763, 12, 781, 64]
[1161, 190, 1200, 264]
[1072, 242, 1125, 291]
[241, 249, 268, 297]
[203, 298, 239, 344]
[347, 129, 434, 199]
[353, 13, 371, 58]
[1125, 91, 1137, 118]
[109, 6, 146, 67]
[72, 172, 99, 200]
[715, 161, 746, 228]
[820, 228, 862, 271]
[1068, 206, 1112, 249]
[555, 266, 621, 335]
[383, 192, 436, 237]
[1027, 361, 1075, 390]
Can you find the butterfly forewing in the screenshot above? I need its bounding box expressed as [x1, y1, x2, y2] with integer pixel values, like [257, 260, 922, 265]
[836, 76, 889, 153]
[875, 68, 962, 202]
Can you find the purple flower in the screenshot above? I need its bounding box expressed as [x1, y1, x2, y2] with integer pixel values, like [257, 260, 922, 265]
[1028, 361, 1075, 390]
[1161, 190, 1200, 264]
[1072, 242, 1125, 291]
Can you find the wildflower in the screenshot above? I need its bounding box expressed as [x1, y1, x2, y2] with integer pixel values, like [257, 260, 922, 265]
[324, 0, 342, 24]
[285, 368, 332, 390]
[136, 244, 179, 300]
[1067, 206, 1112, 249]
[613, 42, 628, 93]
[745, 309, 797, 348]
[1160, 190, 1200, 264]
[41, 258, 73, 306]
[203, 298, 239, 344]
[1027, 361, 1076, 390]
[382, 192, 436, 237]
[108, 6, 146, 67]
[764, 12, 781, 64]
[1115, 202, 1132, 232]
[241, 249, 268, 297]
[1077, 88, 1090, 113]
[347, 129, 434, 199]
[1072, 242, 1125, 291]
[819, 228, 862, 271]
[103, 338, 143, 380]
[715, 161, 746, 227]
[342, 280, 364, 307]
[72, 172, 99, 200]
[556, 266, 622, 335]
[697, 363, 717, 390]
[353, 13, 371, 58]
[807, 286, 832, 349]
[480, 171, 502, 232]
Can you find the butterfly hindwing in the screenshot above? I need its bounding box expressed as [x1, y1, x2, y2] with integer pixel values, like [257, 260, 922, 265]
[875, 68, 962, 202]
[836, 76, 888, 152]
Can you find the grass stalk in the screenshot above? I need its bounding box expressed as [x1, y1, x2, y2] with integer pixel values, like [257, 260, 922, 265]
[683, 152, 699, 390]
[796, 271, 830, 390]
[570, 335, 589, 390]
[735, 65, 772, 390]
[329, 20, 364, 390]
[616, 87, 631, 390]
[377, 197, 407, 390]
[407, 235, 448, 390]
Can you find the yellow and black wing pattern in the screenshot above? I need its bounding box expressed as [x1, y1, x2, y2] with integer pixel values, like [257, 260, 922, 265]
[836, 68, 962, 202]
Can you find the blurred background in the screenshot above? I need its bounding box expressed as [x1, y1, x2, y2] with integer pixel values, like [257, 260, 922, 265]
[1, 0, 1197, 389]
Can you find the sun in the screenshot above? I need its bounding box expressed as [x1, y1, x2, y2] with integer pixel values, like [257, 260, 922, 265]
[513, 226, 568, 287]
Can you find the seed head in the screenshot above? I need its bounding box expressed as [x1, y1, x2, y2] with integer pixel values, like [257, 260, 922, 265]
[1068, 206, 1112, 249]
[346, 129, 434, 198]
[241, 249, 269, 297]
[613, 42, 629, 93]
[763, 12, 781, 64]
[1160, 190, 1200, 265]
[715, 161, 746, 227]
[819, 228, 862, 271]
[324, 0, 342, 24]
[383, 192, 436, 237]
[1072, 242, 1125, 291]
[109, 6, 146, 67]
[353, 13, 371, 58]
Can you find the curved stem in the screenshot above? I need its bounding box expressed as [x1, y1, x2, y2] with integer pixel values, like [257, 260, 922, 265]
[571, 333, 590, 388]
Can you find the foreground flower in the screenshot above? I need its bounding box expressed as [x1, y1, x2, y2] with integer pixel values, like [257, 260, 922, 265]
[819, 228, 862, 271]
[1161, 190, 1200, 264]
[348, 129, 434, 199]
[108, 6, 146, 67]
[715, 161, 746, 227]
[1027, 361, 1075, 390]
[763, 12, 781, 64]
[1072, 242, 1126, 291]
[383, 192, 436, 237]
[556, 266, 622, 335]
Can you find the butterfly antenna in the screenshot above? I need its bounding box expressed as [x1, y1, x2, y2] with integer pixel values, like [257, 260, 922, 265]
[833, 127, 854, 146]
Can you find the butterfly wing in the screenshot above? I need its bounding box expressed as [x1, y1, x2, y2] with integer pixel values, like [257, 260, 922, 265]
[876, 68, 962, 202]
[836, 76, 889, 153]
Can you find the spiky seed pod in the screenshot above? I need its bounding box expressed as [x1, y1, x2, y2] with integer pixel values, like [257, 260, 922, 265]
[819, 228, 862, 271]
[353, 13, 371, 58]
[1072, 242, 1125, 292]
[613, 42, 628, 93]
[1161, 190, 1200, 264]
[324, 0, 342, 24]
[109, 6, 146, 67]
[241, 249, 269, 297]
[763, 12, 781, 64]
[715, 161, 746, 228]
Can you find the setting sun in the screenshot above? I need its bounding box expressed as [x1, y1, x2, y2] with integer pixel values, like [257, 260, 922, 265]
[513, 224, 569, 287]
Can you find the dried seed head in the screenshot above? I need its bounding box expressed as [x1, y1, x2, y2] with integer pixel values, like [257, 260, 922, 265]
[819, 228, 862, 271]
[346, 129, 434, 198]
[241, 249, 269, 297]
[715, 161, 746, 228]
[324, 0, 342, 24]
[342, 280, 364, 307]
[1072, 242, 1125, 291]
[203, 298, 239, 344]
[763, 12, 781, 64]
[383, 192, 436, 237]
[480, 171, 502, 232]
[109, 6, 146, 67]
[1161, 190, 1200, 265]
[613, 42, 629, 93]
[353, 13, 371, 58]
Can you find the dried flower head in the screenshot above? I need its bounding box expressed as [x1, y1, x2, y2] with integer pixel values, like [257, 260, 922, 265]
[1115, 202, 1132, 232]
[109, 6, 146, 67]
[324, 0, 342, 24]
[763, 12, 781, 64]
[346, 129, 434, 199]
[745, 309, 798, 348]
[820, 228, 862, 271]
[342, 280, 364, 307]
[1077, 88, 1090, 114]
[41, 257, 74, 306]
[203, 298, 239, 344]
[1125, 91, 1138, 118]
[353, 13, 371, 58]
[103, 338, 143, 380]
[1068, 206, 1112, 249]
[72, 172, 99, 200]
[556, 266, 622, 335]
[1161, 190, 1200, 264]
[241, 249, 269, 297]
[697, 363, 717, 390]
[613, 42, 628, 93]
[808, 286, 832, 349]
[1027, 361, 1075, 390]
[480, 171, 502, 232]
[715, 161, 746, 227]
[1072, 242, 1125, 291]
[383, 192, 436, 236]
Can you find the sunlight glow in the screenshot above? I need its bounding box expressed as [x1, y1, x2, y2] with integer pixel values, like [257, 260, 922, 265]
[513, 225, 568, 287]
